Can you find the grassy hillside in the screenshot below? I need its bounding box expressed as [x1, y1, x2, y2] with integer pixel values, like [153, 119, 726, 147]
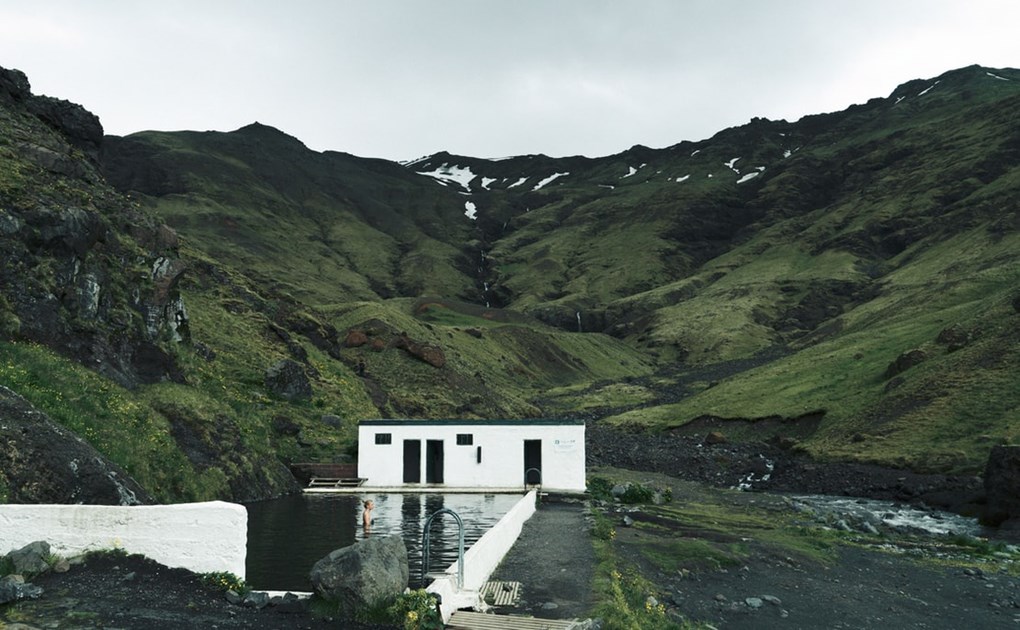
[2, 64, 1018, 504]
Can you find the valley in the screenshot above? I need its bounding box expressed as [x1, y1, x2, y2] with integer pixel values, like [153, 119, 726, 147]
[0, 61, 1019, 626]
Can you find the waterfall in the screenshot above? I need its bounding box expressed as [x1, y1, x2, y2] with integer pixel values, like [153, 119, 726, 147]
[576, 311, 582, 332]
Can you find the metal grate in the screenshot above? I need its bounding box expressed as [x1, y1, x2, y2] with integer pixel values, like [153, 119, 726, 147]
[480, 580, 522, 607]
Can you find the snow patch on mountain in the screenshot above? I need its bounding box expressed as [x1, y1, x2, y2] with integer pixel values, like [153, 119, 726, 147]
[508, 176, 528, 188]
[725, 157, 741, 173]
[917, 80, 941, 97]
[533, 172, 569, 190]
[480, 177, 496, 190]
[622, 164, 647, 179]
[737, 171, 761, 184]
[464, 201, 477, 220]
[417, 163, 476, 191]
[987, 72, 1010, 81]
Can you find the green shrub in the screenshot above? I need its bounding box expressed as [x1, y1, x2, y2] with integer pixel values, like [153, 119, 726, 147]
[587, 476, 614, 502]
[201, 571, 248, 595]
[591, 510, 617, 542]
[386, 589, 443, 630]
[619, 483, 655, 504]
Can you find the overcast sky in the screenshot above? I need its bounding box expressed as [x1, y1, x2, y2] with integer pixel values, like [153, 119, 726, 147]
[1, 1, 1017, 161]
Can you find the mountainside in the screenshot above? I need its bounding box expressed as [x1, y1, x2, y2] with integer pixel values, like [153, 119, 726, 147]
[1, 63, 1018, 504]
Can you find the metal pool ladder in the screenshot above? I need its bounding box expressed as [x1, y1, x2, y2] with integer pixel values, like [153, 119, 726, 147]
[421, 507, 465, 588]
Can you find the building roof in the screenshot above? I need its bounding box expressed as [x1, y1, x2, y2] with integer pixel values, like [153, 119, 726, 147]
[359, 418, 584, 427]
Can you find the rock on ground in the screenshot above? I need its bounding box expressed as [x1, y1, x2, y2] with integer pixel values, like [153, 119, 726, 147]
[309, 534, 409, 617]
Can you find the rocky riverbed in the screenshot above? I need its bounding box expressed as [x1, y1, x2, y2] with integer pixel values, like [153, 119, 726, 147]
[589, 465, 1020, 629]
[586, 424, 988, 518]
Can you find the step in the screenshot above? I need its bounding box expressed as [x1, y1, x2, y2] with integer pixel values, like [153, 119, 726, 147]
[447, 611, 577, 630]
[307, 477, 366, 487]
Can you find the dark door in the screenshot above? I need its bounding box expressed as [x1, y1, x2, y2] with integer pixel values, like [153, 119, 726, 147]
[403, 440, 421, 483]
[425, 439, 444, 484]
[524, 439, 542, 484]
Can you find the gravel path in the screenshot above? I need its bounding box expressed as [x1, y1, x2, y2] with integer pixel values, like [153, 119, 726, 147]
[487, 498, 595, 621]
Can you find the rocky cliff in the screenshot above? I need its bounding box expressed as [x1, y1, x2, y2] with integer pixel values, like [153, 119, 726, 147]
[0, 67, 186, 389]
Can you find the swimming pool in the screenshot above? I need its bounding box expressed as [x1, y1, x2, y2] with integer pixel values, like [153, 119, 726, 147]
[244, 492, 525, 591]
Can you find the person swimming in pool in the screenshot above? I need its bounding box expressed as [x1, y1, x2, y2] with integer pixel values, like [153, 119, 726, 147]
[362, 499, 374, 531]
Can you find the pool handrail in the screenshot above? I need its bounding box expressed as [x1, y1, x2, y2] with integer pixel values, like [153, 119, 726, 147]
[421, 508, 465, 589]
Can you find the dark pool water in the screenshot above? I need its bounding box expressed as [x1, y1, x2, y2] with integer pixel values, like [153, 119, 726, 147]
[244, 492, 524, 591]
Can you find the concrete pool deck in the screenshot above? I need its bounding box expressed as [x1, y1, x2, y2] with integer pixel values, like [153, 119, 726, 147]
[485, 498, 594, 621]
[303, 485, 541, 494]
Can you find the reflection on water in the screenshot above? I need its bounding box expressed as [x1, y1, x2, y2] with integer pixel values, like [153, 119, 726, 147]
[244, 492, 523, 591]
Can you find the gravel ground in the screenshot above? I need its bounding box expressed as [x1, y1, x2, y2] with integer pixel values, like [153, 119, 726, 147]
[603, 483, 1020, 630]
[2, 552, 394, 629]
[487, 498, 595, 620]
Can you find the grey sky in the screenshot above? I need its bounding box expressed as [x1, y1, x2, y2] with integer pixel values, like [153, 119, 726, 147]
[1, 1, 1017, 161]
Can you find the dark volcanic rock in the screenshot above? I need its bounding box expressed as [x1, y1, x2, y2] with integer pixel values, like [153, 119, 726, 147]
[6, 541, 51, 575]
[936, 324, 970, 351]
[27, 95, 104, 160]
[264, 359, 313, 402]
[309, 535, 409, 617]
[983, 445, 1020, 526]
[0, 575, 44, 605]
[0, 385, 152, 504]
[884, 349, 928, 379]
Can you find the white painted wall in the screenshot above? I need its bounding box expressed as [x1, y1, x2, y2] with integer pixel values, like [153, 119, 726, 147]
[0, 501, 247, 578]
[357, 422, 586, 492]
[427, 490, 537, 623]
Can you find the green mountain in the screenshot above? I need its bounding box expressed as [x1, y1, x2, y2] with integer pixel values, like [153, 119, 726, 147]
[1, 64, 1018, 503]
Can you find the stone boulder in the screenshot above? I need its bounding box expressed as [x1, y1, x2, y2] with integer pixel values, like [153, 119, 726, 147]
[344, 329, 369, 348]
[309, 534, 409, 616]
[936, 324, 970, 351]
[883, 349, 927, 379]
[0, 575, 44, 605]
[984, 445, 1020, 526]
[5, 541, 51, 576]
[264, 359, 312, 402]
[703, 431, 727, 445]
[394, 334, 446, 368]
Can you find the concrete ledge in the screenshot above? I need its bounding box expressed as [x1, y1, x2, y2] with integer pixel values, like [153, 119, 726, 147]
[427, 490, 537, 623]
[0, 501, 247, 578]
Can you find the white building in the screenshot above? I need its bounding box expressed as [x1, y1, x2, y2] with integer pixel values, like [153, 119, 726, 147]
[357, 419, 586, 493]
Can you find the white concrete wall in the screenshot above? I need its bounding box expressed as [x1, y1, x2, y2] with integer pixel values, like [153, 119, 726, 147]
[358, 422, 586, 492]
[0, 501, 247, 578]
[427, 490, 537, 623]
